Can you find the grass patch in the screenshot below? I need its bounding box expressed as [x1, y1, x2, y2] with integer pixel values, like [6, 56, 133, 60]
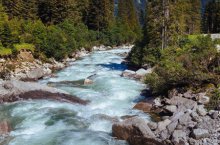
[0, 47, 12, 56]
[14, 43, 35, 52]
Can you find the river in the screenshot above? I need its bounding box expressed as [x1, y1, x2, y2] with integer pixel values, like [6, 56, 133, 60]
[0, 48, 150, 145]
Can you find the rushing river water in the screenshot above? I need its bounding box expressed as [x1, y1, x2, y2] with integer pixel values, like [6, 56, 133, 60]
[0, 48, 150, 145]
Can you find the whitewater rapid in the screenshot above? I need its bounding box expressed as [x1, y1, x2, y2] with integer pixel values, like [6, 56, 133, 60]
[0, 48, 150, 145]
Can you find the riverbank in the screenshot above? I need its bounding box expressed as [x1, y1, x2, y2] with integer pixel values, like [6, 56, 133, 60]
[114, 69, 220, 144]
[0, 45, 133, 81]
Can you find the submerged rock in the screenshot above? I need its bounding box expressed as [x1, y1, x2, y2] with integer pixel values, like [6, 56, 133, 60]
[0, 121, 11, 136]
[84, 79, 93, 85]
[0, 80, 89, 105]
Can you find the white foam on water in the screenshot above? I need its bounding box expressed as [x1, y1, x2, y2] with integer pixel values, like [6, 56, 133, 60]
[3, 48, 149, 145]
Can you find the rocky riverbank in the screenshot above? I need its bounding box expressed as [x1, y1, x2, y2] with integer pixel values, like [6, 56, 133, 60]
[112, 88, 220, 145]
[0, 47, 90, 81]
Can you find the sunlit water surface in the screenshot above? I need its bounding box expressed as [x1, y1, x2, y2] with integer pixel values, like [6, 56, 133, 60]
[0, 48, 150, 145]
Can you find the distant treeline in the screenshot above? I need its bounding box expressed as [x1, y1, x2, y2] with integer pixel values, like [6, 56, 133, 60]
[0, 0, 141, 60]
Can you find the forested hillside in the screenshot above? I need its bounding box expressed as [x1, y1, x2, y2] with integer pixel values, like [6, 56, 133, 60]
[0, 0, 141, 60]
[129, 0, 220, 96]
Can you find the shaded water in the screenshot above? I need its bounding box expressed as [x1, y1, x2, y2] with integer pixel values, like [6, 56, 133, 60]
[0, 49, 150, 145]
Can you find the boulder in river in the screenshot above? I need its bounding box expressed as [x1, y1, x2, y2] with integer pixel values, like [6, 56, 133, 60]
[0, 80, 89, 105]
[84, 79, 93, 85]
[0, 121, 11, 136]
[121, 70, 136, 78]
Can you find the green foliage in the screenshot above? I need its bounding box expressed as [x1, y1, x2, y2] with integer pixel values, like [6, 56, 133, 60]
[203, 0, 220, 33]
[207, 89, 220, 110]
[86, 0, 114, 31]
[0, 1, 139, 61]
[0, 47, 12, 56]
[14, 43, 35, 52]
[145, 36, 220, 95]
[117, 0, 141, 40]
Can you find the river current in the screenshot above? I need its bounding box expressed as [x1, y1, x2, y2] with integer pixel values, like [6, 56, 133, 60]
[0, 48, 150, 145]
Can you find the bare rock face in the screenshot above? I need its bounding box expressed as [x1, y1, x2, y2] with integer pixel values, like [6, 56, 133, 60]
[133, 102, 152, 113]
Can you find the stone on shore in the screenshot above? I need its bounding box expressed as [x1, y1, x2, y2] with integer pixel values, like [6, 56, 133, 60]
[112, 117, 155, 140]
[133, 102, 152, 113]
[192, 128, 210, 140]
[26, 67, 45, 81]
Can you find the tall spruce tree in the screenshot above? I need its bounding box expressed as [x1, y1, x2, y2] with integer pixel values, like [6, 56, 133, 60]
[86, 0, 114, 31]
[203, 0, 220, 33]
[118, 0, 140, 33]
[38, 0, 73, 24]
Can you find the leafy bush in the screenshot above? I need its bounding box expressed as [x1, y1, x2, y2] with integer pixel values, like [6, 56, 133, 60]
[207, 89, 220, 110]
[145, 36, 220, 95]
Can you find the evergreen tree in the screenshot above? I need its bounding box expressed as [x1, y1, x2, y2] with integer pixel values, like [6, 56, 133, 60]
[20, 0, 38, 20]
[2, 0, 20, 19]
[0, 23, 14, 47]
[203, 0, 220, 33]
[118, 0, 140, 33]
[86, 0, 114, 31]
[38, 0, 72, 24]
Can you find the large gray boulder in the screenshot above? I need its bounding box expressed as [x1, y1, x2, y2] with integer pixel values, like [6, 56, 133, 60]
[157, 119, 171, 132]
[135, 68, 149, 76]
[26, 67, 45, 81]
[121, 70, 136, 78]
[172, 130, 187, 145]
[0, 80, 88, 105]
[112, 117, 155, 140]
[192, 128, 209, 140]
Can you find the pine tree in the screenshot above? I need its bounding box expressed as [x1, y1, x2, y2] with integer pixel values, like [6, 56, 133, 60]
[2, 0, 20, 19]
[0, 23, 14, 47]
[118, 0, 140, 33]
[20, 0, 38, 20]
[38, 0, 74, 24]
[86, 0, 114, 31]
[203, 0, 220, 33]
